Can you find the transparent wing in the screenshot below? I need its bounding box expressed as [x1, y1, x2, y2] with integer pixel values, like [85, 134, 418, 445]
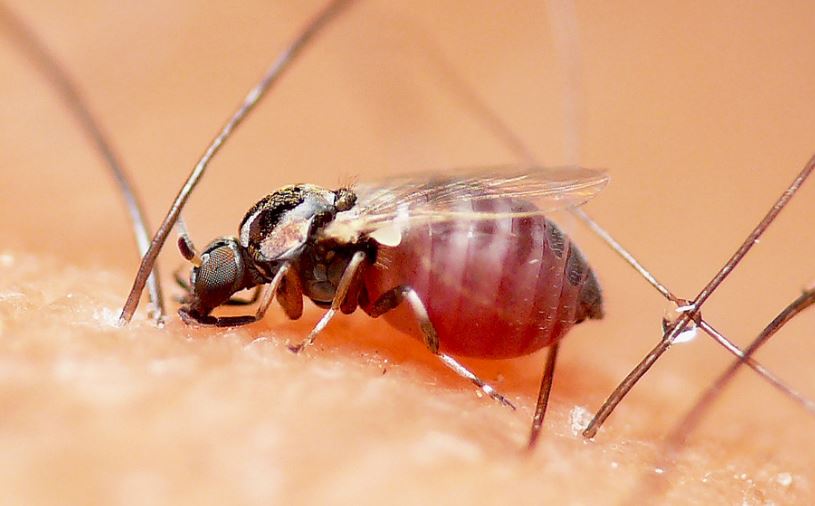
[323, 165, 608, 244]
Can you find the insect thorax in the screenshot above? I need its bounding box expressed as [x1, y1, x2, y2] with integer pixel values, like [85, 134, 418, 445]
[235, 183, 365, 304]
[295, 240, 368, 306]
[238, 184, 356, 264]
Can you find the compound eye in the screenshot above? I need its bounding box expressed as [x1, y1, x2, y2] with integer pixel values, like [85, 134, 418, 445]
[194, 244, 243, 305]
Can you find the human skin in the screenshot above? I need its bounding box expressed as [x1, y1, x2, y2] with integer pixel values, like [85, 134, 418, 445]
[1, 1, 814, 504]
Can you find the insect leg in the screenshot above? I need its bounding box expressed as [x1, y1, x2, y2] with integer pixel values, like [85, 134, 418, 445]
[276, 268, 304, 320]
[363, 286, 515, 410]
[437, 354, 516, 410]
[288, 250, 367, 353]
[527, 342, 560, 450]
[173, 267, 191, 293]
[364, 286, 439, 353]
[172, 267, 193, 305]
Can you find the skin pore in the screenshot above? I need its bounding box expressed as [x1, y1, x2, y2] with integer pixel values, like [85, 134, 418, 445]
[1, 1, 814, 504]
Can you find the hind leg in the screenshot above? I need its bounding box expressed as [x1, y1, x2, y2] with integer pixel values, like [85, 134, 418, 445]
[527, 342, 560, 450]
[364, 285, 515, 410]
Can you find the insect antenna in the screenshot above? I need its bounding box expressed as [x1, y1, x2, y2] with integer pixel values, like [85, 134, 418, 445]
[117, 0, 355, 324]
[401, 0, 815, 429]
[0, 1, 165, 324]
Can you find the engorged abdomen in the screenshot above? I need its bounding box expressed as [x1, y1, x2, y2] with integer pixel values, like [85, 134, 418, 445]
[362, 199, 603, 359]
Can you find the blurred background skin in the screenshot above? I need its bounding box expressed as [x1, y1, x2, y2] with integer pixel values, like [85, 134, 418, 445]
[0, 0, 814, 504]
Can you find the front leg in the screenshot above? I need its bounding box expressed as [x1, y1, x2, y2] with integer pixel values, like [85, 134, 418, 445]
[276, 267, 304, 320]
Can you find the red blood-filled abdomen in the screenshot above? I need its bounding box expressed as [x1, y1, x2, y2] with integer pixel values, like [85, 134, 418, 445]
[362, 199, 603, 359]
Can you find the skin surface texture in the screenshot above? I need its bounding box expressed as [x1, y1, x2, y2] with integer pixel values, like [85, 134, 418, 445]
[1, 1, 814, 504]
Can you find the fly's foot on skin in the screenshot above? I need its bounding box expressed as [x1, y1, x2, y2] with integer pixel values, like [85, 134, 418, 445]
[481, 384, 517, 411]
[287, 342, 308, 354]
